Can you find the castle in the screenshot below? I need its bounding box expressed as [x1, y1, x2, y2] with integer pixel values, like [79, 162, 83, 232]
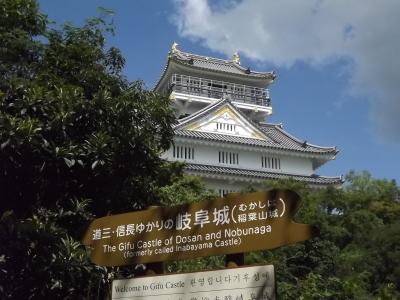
[155, 43, 341, 196]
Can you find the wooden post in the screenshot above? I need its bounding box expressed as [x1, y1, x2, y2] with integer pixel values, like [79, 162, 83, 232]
[145, 261, 164, 275]
[225, 253, 245, 268]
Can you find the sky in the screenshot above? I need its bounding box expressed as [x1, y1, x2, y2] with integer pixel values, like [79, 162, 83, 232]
[38, 0, 400, 184]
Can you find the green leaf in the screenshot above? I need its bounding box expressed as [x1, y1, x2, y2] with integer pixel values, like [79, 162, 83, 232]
[63, 158, 75, 168]
[1, 139, 10, 149]
[91, 160, 99, 169]
[97, 6, 114, 16]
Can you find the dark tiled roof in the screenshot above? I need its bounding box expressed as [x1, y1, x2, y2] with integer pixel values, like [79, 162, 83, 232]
[171, 49, 275, 79]
[185, 163, 343, 186]
[173, 99, 337, 155]
[257, 123, 337, 154]
[175, 129, 274, 146]
[175, 129, 336, 155]
[154, 45, 275, 92]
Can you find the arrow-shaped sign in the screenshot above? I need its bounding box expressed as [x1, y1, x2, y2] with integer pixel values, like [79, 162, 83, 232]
[83, 189, 318, 266]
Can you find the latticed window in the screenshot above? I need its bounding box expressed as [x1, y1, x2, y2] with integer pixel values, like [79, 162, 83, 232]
[216, 122, 236, 132]
[261, 156, 281, 170]
[219, 151, 239, 165]
[218, 189, 237, 197]
[173, 146, 195, 160]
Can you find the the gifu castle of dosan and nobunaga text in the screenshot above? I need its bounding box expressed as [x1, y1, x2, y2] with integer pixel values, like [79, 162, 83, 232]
[155, 43, 342, 196]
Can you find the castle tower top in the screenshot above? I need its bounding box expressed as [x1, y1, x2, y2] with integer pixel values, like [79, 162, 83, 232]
[155, 44, 276, 121]
[233, 51, 240, 64]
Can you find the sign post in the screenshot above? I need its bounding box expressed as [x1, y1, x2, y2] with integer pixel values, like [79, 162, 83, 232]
[83, 189, 317, 266]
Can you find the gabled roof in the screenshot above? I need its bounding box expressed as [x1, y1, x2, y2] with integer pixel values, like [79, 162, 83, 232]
[185, 163, 343, 187]
[174, 99, 338, 156]
[175, 97, 233, 129]
[176, 97, 270, 141]
[176, 98, 265, 134]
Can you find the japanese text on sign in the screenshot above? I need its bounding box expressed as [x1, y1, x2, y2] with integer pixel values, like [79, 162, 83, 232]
[83, 189, 317, 266]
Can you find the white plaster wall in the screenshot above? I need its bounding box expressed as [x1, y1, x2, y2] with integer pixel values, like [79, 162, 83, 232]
[279, 155, 314, 175]
[203, 178, 244, 194]
[202, 178, 273, 196]
[162, 140, 314, 175]
[196, 111, 260, 138]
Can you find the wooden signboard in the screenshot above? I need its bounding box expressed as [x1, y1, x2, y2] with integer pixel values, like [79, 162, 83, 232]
[82, 189, 317, 266]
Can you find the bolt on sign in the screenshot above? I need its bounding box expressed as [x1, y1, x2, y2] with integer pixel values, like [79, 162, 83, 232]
[112, 264, 276, 300]
[82, 189, 317, 266]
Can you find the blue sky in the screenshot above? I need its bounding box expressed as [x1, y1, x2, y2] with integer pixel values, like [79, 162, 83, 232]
[38, 0, 400, 184]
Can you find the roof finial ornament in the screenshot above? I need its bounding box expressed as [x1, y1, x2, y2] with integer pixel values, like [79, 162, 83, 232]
[233, 51, 240, 64]
[171, 41, 179, 53]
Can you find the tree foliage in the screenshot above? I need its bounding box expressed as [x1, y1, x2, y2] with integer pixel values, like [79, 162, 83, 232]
[0, 0, 181, 298]
[244, 172, 400, 299]
[162, 173, 400, 299]
[0, 0, 177, 217]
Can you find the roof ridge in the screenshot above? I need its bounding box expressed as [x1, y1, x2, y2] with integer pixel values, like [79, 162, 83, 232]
[175, 49, 231, 64]
[259, 122, 284, 128]
[175, 98, 230, 128]
[171, 48, 275, 77]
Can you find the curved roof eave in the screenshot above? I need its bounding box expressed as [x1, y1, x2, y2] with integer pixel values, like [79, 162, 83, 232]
[172, 99, 337, 156]
[153, 55, 172, 92]
[174, 130, 337, 157]
[154, 49, 276, 91]
[171, 56, 275, 79]
[258, 122, 338, 154]
[184, 163, 344, 186]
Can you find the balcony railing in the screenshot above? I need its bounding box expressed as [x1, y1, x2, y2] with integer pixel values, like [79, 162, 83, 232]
[168, 74, 271, 107]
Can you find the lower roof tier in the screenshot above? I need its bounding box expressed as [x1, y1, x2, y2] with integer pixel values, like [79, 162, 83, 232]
[184, 163, 343, 188]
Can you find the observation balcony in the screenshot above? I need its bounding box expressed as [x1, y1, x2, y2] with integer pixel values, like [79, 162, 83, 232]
[167, 74, 272, 121]
[168, 74, 270, 106]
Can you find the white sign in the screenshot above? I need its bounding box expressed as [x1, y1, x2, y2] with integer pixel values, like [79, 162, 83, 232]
[112, 265, 275, 300]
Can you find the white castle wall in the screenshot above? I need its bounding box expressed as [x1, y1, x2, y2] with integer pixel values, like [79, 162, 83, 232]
[162, 141, 314, 176]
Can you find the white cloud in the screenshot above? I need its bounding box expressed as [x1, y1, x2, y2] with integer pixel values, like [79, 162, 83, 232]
[173, 0, 400, 143]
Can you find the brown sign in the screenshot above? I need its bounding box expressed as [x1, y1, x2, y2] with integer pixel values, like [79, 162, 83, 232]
[82, 189, 317, 266]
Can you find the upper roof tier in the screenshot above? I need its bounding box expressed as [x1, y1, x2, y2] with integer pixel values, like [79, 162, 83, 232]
[154, 43, 276, 93]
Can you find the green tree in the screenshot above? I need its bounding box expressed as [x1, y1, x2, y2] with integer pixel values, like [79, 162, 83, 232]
[0, 0, 184, 298]
[248, 172, 400, 299]
[0, 1, 176, 217]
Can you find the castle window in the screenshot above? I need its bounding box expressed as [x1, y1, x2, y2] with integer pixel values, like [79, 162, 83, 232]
[218, 189, 238, 197]
[219, 151, 239, 165]
[173, 145, 195, 160]
[261, 156, 281, 170]
[216, 122, 236, 132]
